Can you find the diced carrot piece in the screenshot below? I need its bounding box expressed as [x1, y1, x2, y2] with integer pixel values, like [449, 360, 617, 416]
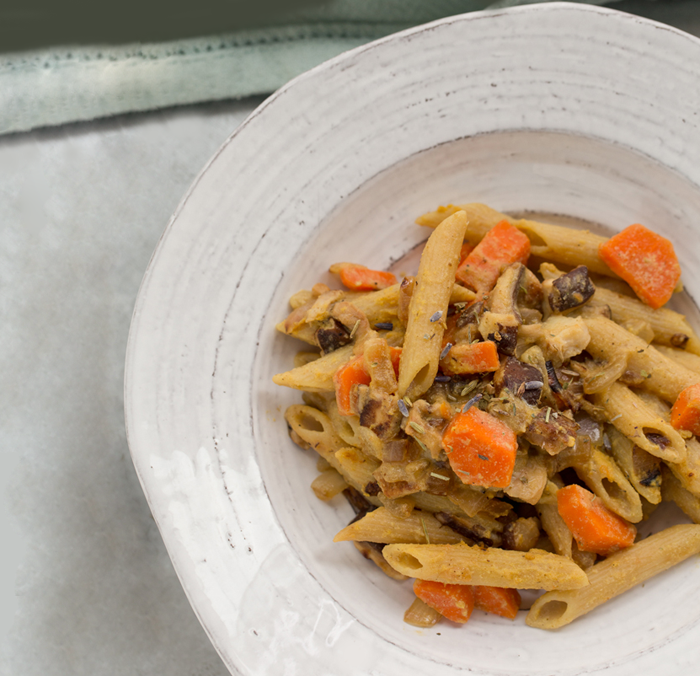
[388, 346, 402, 373]
[442, 407, 517, 488]
[671, 382, 700, 435]
[598, 224, 681, 309]
[472, 586, 521, 620]
[459, 242, 474, 265]
[333, 263, 397, 291]
[456, 220, 530, 295]
[557, 484, 636, 556]
[413, 580, 474, 624]
[333, 347, 401, 415]
[333, 357, 370, 416]
[440, 340, 499, 375]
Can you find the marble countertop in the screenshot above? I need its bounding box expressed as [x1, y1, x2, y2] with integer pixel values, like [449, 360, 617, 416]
[0, 98, 261, 675]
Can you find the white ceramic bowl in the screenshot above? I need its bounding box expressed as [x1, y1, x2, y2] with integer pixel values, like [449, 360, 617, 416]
[125, 3, 700, 674]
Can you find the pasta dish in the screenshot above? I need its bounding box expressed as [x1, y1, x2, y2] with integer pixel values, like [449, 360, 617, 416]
[273, 202, 700, 629]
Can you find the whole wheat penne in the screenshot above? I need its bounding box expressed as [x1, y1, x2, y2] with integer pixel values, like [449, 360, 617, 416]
[568, 446, 644, 523]
[333, 507, 466, 545]
[417, 203, 614, 277]
[334, 446, 380, 494]
[661, 465, 700, 523]
[526, 524, 700, 629]
[669, 437, 700, 497]
[593, 286, 700, 355]
[276, 200, 699, 631]
[382, 542, 589, 590]
[398, 210, 467, 399]
[607, 427, 662, 505]
[592, 382, 686, 464]
[584, 316, 699, 402]
[537, 487, 574, 559]
[655, 344, 700, 374]
[274, 345, 354, 392]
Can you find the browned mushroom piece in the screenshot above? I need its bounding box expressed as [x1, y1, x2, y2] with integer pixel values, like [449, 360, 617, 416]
[356, 387, 403, 440]
[315, 318, 352, 354]
[494, 356, 544, 406]
[478, 263, 525, 355]
[525, 408, 580, 455]
[547, 265, 596, 313]
[545, 360, 584, 411]
[433, 512, 502, 548]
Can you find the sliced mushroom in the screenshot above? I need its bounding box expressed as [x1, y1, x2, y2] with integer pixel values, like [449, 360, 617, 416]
[494, 356, 544, 406]
[315, 318, 352, 354]
[545, 265, 596, 313]
[433, 512, 502, 548]
[478, 264, 525, 355]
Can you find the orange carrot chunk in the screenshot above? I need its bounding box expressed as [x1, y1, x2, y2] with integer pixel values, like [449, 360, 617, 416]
[440, 340, 499, 375]
[333, 263, 397, 291]
[333, 347, 401, 416]
[442, 407, 517, 488]
[459, 241, 475, 265]
[598, 223, 681, 309]
[333, 356, 370, 416]
[671, 382, 700, 435]
[456, 220, 530, 296]
[557, 484, 636, 556]
[413, 580, 475, 624]
[472, 586, 521, 620]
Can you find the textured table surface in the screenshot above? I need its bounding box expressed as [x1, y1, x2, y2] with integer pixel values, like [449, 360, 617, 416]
[3, 5, 700, 675]
[0, 98, 261, 676]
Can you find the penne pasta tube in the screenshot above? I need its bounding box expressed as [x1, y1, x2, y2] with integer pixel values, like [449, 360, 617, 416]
[526, 524, 700, 629]
[353, 282, 475, 325]
[655, 344, 700, 374]
[398, 210, 467, 399]
[353, 541, 409, 581]
[606, 427, 662, 505]
[669, 437, 700, 497]
[274, 344, 354, 392]
[592, 382, 686, 464]
[537, 502, 573, 559]
[334, 446, 380, 494]
[333, 507, 466, 545]
[417, 203, 614, 277]
[285, 405, 381, 501]
[382, 542, 589, 590]
[584, 316, 699, 403]
[570, 447, 644, 523]
[661, 465, 700, 523]
[593, 287, 700, 355]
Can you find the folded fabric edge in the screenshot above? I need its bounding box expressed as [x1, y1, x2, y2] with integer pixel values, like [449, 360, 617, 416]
[0, 22, 412, 136]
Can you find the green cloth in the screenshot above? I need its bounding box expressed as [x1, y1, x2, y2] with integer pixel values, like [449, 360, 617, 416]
[0, 0, 677, 135]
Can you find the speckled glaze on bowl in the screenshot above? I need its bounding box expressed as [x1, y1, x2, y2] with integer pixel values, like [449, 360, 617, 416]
[125, 3, 700, 674]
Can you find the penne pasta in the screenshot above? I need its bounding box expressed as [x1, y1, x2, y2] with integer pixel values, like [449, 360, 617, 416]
[382, 542, 589, 590]
[398, 210, 467, 399]
[275, 200, 700, 632]
[526, 524, 700, 629]
[593, 287, 700, 355]
[592, 382, 686, 464]
[333, 507, 466, 545]
[417, 203, 614, 277]
[584, 316, 699, 403]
